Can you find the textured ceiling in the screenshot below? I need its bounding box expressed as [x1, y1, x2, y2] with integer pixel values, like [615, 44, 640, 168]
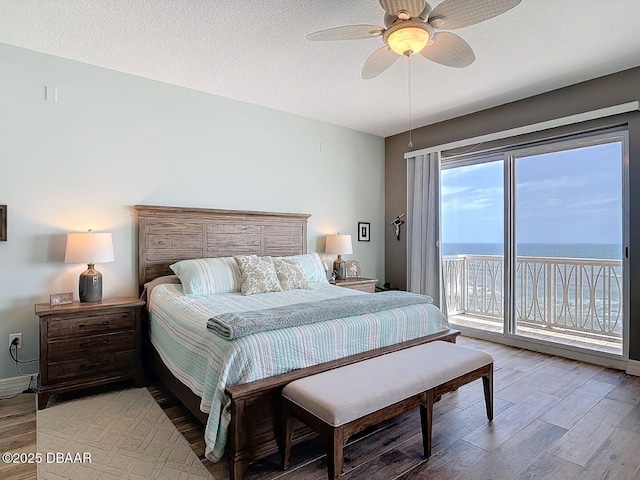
[2, 0, 640, 137]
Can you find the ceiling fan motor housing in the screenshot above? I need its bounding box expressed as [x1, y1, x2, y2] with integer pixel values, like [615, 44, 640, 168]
[384, 2, 433, 27]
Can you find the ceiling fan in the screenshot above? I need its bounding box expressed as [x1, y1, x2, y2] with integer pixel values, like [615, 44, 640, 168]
[307, 0, 522, 79]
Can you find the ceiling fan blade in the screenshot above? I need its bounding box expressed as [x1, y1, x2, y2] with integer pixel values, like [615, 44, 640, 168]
[428, 0, 521, 30]
[379, 0, 426, 19]
[307, 24, 384, 41]
[362, 46, 399, 79]
[420, 32, 475, 68]
[384, 13, 397, 28]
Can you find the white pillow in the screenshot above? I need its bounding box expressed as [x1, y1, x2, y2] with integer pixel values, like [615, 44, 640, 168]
[169, 257, 241, 296]
[295, 252, 329, 283]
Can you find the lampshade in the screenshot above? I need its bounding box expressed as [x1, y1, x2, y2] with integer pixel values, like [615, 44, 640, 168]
[65, 232, 114, 264]
[387, 25, 430, 56]
[325, 234, 353, 255]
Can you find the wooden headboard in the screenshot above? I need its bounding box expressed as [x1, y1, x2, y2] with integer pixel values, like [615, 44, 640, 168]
[135, 205, 311, 290]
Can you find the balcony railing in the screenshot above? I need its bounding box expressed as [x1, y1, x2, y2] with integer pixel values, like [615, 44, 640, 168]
[443, 254, 622, 341]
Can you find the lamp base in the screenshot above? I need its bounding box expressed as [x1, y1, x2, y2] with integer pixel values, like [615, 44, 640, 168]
[79, 264, 103, 303]
[333, 255, 347, 280]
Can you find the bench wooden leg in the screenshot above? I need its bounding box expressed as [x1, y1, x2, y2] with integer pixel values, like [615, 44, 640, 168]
[419, 389, 434, 458]
[482, 364, 494, 421]
[326, 427, 344, 480]
[281, 401, 295, 470]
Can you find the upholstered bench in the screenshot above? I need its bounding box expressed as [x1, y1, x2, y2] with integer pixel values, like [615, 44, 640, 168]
[280, 341, 493, 480]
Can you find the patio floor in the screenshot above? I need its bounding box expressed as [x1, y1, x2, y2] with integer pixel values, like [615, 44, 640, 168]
[449, 313, 622, 356]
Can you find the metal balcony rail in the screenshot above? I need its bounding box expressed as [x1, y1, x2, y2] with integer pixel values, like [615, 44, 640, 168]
[443, 254, 622, 340]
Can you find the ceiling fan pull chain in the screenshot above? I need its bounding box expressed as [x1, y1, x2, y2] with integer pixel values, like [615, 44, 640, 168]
[408, 56, 413, 148]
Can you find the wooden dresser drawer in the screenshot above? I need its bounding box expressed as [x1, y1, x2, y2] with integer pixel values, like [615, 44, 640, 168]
[341, 283, 376, 293]
[47, 350, 136, 383]
[332, 278, 378, 293]
[47, 331, 135, 362]
[47, 311, 135, 339]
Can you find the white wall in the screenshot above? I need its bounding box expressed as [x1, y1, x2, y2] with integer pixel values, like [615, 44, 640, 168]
[0, 43, 385, 380]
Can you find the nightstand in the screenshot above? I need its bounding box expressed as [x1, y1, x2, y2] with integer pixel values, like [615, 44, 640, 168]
[331, 277, 378, 293]
[35, 297, 145, 409]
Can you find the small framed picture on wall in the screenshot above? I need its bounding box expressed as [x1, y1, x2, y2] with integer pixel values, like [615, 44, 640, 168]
[0, 205, 6, 241]
[358, 222, 370, 242]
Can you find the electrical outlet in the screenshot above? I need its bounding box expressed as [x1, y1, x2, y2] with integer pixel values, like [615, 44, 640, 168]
[9, 333, 22, 349]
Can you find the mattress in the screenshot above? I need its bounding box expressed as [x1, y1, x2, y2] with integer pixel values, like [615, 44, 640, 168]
[148, 282, 449, 462]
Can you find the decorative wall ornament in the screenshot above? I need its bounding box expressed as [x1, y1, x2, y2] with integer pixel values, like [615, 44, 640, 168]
[391, 213, 405, 241]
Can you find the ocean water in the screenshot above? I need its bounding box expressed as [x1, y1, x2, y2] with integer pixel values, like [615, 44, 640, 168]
[442, 243, 622, 260]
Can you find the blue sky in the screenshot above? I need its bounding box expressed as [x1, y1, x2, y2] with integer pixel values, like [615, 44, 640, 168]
[441, 142, 623, 245]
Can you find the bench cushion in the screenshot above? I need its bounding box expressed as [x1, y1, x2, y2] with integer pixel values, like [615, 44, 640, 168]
[282, 341, 493, 427]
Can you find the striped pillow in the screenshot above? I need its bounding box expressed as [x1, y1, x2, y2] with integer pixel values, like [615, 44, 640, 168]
[170, 257, 241, 296]
[295, 252, 329, 283]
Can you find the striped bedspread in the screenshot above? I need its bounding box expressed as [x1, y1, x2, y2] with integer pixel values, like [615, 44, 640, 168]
[148, 282, 449, 462]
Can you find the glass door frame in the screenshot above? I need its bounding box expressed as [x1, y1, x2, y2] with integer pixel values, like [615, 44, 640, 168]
[441, 152, 506, 333]
[441, 128, 629, 369]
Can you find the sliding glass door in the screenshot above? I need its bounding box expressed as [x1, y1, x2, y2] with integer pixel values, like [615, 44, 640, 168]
[442, 130, 628, 361]
[510, 136, 625, 356]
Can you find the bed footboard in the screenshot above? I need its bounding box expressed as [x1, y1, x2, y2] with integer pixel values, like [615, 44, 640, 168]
[145, 323, 459, 479]
[224, 328, 460, 479]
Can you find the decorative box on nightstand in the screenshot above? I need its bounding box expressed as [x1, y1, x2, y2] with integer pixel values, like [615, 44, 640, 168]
[34, 297, 145, 409]
[331, 277, 378, 293]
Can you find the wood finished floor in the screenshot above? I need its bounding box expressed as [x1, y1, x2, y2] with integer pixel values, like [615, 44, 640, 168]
[2, 337, 640, 479]
[0, 393, 37, 480]
[150, 336, 640, 480]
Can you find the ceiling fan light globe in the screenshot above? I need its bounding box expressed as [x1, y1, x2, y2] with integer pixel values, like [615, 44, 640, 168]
[387, 25, 430, 56]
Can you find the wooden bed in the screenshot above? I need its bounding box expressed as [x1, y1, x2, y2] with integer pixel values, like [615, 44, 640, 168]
[135, 204, 460, 480]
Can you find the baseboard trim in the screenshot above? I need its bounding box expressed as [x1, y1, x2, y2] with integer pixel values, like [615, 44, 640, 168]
[0, 375, 36, 397]
[627, 359, 640, 376]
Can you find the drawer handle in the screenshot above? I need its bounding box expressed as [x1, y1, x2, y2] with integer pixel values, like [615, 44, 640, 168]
[79, 340, 109, 348]
[78, 321, 109, 328]
[79, 361, 109, 370]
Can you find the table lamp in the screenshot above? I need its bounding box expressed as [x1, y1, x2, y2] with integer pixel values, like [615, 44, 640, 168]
[64, 231, 114, 302]
[325, 234, 353, 280]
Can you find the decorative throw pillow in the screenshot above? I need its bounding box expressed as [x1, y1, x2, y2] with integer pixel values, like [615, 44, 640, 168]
[234, 255, 283, 295]
[169, 257, 241, 296]
[273, 257, 311, 291]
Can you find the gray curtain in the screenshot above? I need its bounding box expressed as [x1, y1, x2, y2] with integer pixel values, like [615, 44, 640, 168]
[407, 152, 447, 316]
